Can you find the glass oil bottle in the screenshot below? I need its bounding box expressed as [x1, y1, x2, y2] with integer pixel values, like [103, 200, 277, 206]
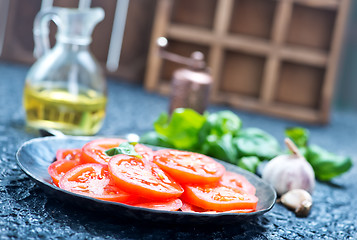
[23, 7, 106, 135]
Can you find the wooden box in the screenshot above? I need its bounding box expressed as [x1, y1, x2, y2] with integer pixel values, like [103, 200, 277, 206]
[144, 0, 350, 123]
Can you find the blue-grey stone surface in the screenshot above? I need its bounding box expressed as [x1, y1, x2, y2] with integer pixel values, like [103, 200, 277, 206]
[0, 62, 356, 239]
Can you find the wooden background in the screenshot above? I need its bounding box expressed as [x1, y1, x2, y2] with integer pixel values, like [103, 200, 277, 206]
[0, 0, 157, 84]
[144, 0, 350, 123]
[1, 0, 356, 118]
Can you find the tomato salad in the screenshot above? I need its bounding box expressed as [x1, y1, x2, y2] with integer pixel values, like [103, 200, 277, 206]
[48, 138, 258, 213]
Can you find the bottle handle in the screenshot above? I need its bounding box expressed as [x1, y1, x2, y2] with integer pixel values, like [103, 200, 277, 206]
[33, 8, 60, 58]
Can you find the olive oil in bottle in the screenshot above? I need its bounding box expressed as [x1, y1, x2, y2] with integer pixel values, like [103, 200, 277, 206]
[25, 7, 107, 135]
[23, 84, 107, 135]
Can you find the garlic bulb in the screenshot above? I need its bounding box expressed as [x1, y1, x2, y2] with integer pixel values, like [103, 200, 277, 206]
[262, 138, 315, 195]
[281, 189, 313, 217]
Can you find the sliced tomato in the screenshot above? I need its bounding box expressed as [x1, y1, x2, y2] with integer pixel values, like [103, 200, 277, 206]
[131, 198, 182, 211]
[56, 149, 82, 161]
[108, 155, 183, 200]
[180, 201, 254, 213]
[180, 201, 206, 212]
[153, 149, 225, 184]
[181, 183, 258, 212]
[48, 159, 81, 186]
[219, 171, 256, 195]
[49, 149, 82, 186]
[59, 163, 137, 203]
[80, 138, 153, 164]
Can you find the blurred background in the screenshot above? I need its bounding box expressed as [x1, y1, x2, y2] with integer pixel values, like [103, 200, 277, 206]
[0, 0, 156, 83]
[0, 0, 356, 122]
[335, 1, 357, 110]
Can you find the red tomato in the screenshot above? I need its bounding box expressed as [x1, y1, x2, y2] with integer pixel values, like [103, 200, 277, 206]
[153, 149, 225, 184]
[56, 149, 81, 161]
[59, 163, 136, 203]
[181, 183, 258, 212]
[219, 171, 256, 195]
[108, 155, 184, 200]
[131, 198, 182, 211]
[80, 138, 153, 164]
[49, 149, 82, 186]
[48, 159, 80, 186]
[180, 201, 206, 212]
[180, 201, 254, 213]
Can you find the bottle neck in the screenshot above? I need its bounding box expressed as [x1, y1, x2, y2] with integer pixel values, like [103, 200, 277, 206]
[55, 42, 90, 53]
[56, 33, 92, 46]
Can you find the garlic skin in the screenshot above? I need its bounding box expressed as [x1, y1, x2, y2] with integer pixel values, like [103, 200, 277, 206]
[281, 189, 313, 217]
[262, 154, 315, 195]
[262, 138, 315, 196]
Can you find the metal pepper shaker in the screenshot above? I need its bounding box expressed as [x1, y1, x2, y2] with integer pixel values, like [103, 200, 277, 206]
[157, 37, 212, 114]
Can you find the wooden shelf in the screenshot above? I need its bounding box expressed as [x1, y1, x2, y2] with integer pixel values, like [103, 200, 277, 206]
[168, 24, 329, 67]
[168, 24, 272, 54]
[167, 24, 213, 45]
[145, 0, 350, 123]
[280, 46, 328, 67]
[294, 0, 339, 10]
[213, 93, 321, 123]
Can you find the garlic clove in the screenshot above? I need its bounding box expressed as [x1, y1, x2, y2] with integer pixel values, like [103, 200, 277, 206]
[281, 189, 313, 217]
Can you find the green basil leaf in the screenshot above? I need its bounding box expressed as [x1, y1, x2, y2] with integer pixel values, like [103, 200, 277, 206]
[234, 128, 280, 160]
[139, 131, 174, 148]
[198, 111, 242, 144]
[306, 145, 352, 181]
[285, 127, 309, 147]
[153, 108, 206, 150]
[200, 133, 238, 164]
[237, 156, 260, 173]
[105, 142, 142, 158]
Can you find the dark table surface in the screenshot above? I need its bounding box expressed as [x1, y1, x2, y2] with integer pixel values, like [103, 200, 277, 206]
[0, 62, 356, 240]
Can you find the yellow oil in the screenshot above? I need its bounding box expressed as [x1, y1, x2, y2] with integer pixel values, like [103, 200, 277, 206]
[23, 84, 107, 135]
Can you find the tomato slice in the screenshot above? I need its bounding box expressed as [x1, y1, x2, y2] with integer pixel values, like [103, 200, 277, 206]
[153, 149, 225, 184]
[59, 163, 136, 203]
[181, 183, 258, 211]
[48, 159, 81, 186]
[131, 198, 182, 211]
[80, 138, 153, 164]
[49, 149, 82, 186]
[56, 149, 82, 161]
[219, 171, 256, 195]
[180, 201, 254, 213]
[180, 201, 206, 212]
[108, 155, 184, 200]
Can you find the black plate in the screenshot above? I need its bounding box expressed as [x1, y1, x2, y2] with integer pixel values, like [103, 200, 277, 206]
[16, 136, 276, 225]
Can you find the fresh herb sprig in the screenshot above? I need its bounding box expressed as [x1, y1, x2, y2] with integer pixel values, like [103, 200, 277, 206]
[140, 108, 353, 180]
[285, 127, 352, 181]
[105, 142, 142, 159]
